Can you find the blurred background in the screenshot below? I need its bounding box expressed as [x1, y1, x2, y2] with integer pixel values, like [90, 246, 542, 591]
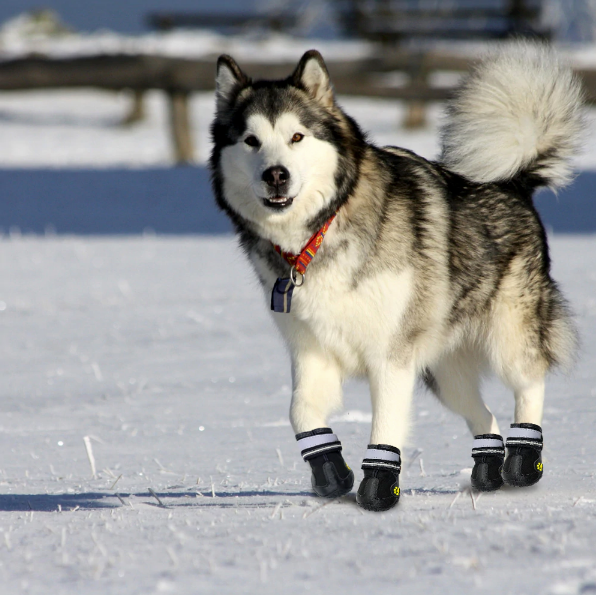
[1, 0, 596, 234]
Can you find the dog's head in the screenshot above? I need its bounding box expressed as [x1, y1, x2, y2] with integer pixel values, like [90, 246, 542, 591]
[210, 50, 364, 250]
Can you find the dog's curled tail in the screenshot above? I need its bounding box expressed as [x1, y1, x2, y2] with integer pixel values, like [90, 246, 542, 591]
[440, 43, 584, 189]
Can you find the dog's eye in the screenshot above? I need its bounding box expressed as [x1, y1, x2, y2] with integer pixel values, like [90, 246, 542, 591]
[244, 135, 259, 148]
[291, 133, 304, 143]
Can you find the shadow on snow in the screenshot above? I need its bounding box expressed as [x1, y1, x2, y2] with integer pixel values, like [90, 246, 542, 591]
[0, 485, 465, 512]
[0, 489, 314, 512]
[0, 167, 595, 235]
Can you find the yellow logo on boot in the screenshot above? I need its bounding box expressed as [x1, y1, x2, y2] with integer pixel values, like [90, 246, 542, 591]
[536, 462, 543, 472]
[393, 486, 400, 496]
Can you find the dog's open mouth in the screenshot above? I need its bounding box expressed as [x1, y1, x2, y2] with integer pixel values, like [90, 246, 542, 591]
[263, 195, 294, 210]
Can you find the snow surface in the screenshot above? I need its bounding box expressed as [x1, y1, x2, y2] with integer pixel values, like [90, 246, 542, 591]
[0, 21, 372, 62]
[0, 235, 595, 595]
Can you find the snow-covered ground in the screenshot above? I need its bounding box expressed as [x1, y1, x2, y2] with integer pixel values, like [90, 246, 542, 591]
[0, 235, 595, 595]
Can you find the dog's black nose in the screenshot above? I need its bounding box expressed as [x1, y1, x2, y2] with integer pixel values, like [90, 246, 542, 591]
[262, 165, 290, 190]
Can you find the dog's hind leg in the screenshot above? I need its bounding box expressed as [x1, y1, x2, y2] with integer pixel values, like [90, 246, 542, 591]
[488, 248, 578, 487]
[502, 376, 546, 488]
[289, 330, 354, 498]
[430, 349, 499, 436]
[489, 265, 556, 488]
[356, 361, 416, 512]
[431, 350, 505, 492]
[512, 378, 545, 426]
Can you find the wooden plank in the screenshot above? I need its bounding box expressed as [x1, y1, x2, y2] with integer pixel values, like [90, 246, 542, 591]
[0, 55, 319, 92]
[0, 54, 595, 105]
[0, 52, 474, 91]
[0, 55, 214, 92]
[147, 12, 297, 32]
[0, 54, 465, 92]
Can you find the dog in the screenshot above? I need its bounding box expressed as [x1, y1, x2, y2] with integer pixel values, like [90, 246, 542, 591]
[210, 43, 582, 511]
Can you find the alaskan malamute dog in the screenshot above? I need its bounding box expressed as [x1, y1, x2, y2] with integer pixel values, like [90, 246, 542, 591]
[210, 44, 582, 511]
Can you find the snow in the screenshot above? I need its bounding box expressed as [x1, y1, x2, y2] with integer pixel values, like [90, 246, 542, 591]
[0, 16, 371, 62]
[1, 19, 596, 594]
[1, 235, 595, 594]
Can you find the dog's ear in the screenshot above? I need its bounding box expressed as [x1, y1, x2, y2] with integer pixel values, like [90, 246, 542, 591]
[292, 50, 334, 108]
[215, 55, 249, 114]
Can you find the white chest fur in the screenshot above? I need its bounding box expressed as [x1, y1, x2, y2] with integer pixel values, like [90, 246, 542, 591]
[269, 260, 414, 376]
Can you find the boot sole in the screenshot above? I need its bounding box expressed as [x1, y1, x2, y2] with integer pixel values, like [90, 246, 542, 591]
[471, 478, 504, 492]
[502, 473, 542, 488]
[356, 494, 399, 512]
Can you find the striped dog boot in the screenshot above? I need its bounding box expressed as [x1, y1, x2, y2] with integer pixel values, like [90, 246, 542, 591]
[502, 423, 544, 487]
[356, 445, 401, 512]
[471, 434, 505, 492]
[296, 428, 354, 498]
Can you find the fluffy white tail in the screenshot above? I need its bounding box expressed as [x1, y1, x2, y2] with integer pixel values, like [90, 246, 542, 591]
[440, 43, 584, 189]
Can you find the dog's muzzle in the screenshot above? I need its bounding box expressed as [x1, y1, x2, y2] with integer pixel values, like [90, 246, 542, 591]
[262, 165, 293, 209]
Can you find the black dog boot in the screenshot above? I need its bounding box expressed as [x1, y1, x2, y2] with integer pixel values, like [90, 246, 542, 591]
[356, 445, 401, 512]
[296, 428, 354, 498]
[502, 423, 543, 487]
[471, 434, 505, 492]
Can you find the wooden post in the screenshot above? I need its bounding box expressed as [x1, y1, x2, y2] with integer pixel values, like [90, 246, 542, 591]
[404, 100, 427, 129]
[122, 89, 146, 125]
[403, 54, 428, 129]
[167, 90, 194, 165]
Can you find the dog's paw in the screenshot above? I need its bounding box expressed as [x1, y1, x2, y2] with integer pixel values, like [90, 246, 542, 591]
[471, 454, 504, 492]
[308, 451, 354, 498]
[502, 447, 543, 487]
[502, 424, 543, 488]
[471, 433, 505, 492]
[356, 468, 400, 512]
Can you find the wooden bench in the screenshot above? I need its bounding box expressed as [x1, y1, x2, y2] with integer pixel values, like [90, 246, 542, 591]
[145, 2, 552, 129]
[334, 0, 551, 126]
[335, 0, 550, 43]
[147, 11, 297, 34]
[0, 53, 462, 164]
[2, 51, 593, 164]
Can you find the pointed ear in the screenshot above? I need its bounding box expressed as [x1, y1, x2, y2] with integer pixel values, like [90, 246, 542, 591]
[215, 55, 249, 114]
[292, 50, 334, 108]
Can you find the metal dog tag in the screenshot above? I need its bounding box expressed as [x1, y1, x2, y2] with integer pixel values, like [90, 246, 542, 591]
[271, 277, 294, 313]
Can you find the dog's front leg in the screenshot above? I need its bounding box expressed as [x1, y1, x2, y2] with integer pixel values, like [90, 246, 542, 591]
[288, 329, 354, 498]
[357, 360, 416, 511]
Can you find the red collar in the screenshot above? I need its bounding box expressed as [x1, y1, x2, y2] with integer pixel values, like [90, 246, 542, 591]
[273, 213, 336, 275]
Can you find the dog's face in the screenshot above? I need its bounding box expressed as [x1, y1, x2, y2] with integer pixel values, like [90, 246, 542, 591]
[222, 110, 336, 213]
[211, 51, 342, 246]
